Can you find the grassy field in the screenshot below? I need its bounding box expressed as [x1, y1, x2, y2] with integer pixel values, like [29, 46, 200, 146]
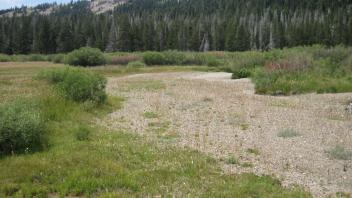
[0, 62, 311, 197]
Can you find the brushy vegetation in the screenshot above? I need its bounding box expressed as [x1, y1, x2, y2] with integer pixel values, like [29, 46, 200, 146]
[66, 47, 106, 66]
[74, 124, 92, 141]
[277, 128, 301, 138]
[143, 51, 168, 65]
[0, 101, 45, 155]
[2, 45, 352, 96]
[247, 148, 260, 155]
[326, 145, 352, 160]
[143, 111, 159, 119]
[251, 45, 352, 95]
[38, 67, 107, 104]
[107, 54, 141, 65]
[226, 155, 239, 165]
[127, 60, 146, 67]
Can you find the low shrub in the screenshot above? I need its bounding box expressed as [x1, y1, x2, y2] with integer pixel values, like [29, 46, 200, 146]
[227, 51, 265, 70]
[0, 101, 45, 155]
[326, 145, 352, 160]
[277, 128, 300, 138]
[184, 53, 205, 65]
[226, 155, 239, 165]
[28, 54, 47, 62]
[66, 47, 106, 67]
[206, 56, 222, 67]
[143, 52, 166, 65]
[0, 54, 11, 62]
[52, 54, 66, 63]
[108, 54, 141, 65]
[127, 61, 146, 67]
[162, 50, 186, 65]
[232, 68, 251, 79]
[74, 124, 91, 141]
[313, 46, 352, 63]
[265, 55, 313, 72]
[38, 67, 107, 104]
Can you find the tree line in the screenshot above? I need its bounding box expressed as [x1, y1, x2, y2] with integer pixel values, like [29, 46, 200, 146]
[0, 0, 352, 54]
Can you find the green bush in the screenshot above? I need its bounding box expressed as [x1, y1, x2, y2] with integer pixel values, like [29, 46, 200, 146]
[162, 50, 186, 65]
[38, 67, 107, 104]
[206, 57, 222, 67]
[0, 101, 45, 155]
[66, 47, 106, 67]
[127, 61, 146, 67]
[143, 52, 166, 65]
[28, 54, 47, 62]
[226, 155, 239, 165]
[52, 54, 66, 63]
[232, 68, 251, 79]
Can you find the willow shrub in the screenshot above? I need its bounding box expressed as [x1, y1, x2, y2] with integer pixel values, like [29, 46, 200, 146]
[38, 67, 107, 104]
[0, 101, 45, 155]
[66, 47, 106, 67]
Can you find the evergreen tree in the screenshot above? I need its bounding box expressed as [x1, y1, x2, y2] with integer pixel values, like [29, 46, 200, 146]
[0, 0, 351, 54]
[105, 18, 119, 52]
[0, 22, 6, 53]
[234, 24, 251, 51]
[37, 18, 52, 54]
[57, 19, 74, 53]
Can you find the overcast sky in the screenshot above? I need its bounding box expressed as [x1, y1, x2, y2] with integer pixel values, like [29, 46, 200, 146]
[0, 0, 74, 10]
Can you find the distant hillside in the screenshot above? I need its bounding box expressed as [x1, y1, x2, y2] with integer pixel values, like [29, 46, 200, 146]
[0, 0, 128, 17]
[0, 0, 352, 54]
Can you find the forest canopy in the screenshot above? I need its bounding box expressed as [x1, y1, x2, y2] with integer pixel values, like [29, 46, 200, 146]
[0, 0, 352, 54]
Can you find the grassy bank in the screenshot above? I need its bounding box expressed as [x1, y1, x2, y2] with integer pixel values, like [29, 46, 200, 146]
[0, 62, 310, 197]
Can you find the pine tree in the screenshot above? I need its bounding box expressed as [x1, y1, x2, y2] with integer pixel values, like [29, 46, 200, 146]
[225, 22, 237, 51]
[16, 17, 32, 54]
[57, 19, 74, 53]
[105, 19, 119, 52]
[37, 18, 52, 54]
[117, 15, 132, 51]
[0, 22, 6, 53]
[234, 24, 251, 51]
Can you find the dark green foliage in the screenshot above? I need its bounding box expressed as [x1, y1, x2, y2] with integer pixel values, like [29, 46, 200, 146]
[143, 52, 166, 65]
[52, 54, 66, 63]
[27, 54, 47, 62]
[232, 68, 251, 79]
[66, 47, 106, 67]
[38, 67, 107, 104]
[0, 101, 45, 155]
[162, 51, 186, 65]
[1, 0, 352, 54]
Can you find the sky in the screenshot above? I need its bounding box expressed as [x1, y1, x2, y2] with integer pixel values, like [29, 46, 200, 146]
[0, 0, 74, 10]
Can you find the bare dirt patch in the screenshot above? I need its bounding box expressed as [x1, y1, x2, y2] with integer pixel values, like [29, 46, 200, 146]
[102, 72, 352, 197]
